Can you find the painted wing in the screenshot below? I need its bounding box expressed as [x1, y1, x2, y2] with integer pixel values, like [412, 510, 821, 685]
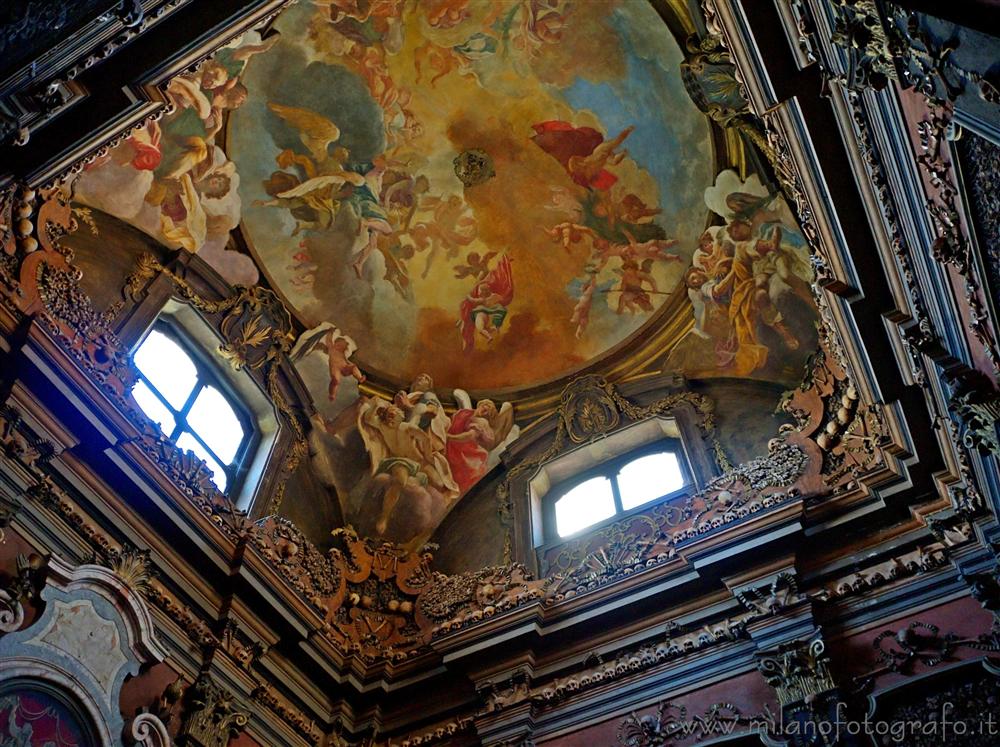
[458, 298, 476, 352]
[267, 103, 342, 162]
[486, 254, 514, 306]
[530, 121, 603, 166]
[485, 402, 518, 470]
[357, 398, 390, 475]
[452, 388, 473, 410]
[277, 172, 363, 199]
[291, 323, 334, 362]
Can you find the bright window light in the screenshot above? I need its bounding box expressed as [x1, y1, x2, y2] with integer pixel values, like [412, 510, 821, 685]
[186, 386, 244, 464]
[618, 452, 684, 510]
[131, 324, 251, 493]
[132, 379, 176, 435]
[134, 330, 198, 408]
[555, 476, 616, 537]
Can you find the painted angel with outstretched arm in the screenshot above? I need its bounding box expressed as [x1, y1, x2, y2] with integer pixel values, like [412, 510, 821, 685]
[458, 254, 514, 352]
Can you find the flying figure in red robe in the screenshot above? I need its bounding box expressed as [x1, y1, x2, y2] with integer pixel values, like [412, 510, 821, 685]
[458, 254, 514, 352]
[531, 121, 634, 191]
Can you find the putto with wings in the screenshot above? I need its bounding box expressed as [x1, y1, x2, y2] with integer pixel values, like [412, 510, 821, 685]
[457, 253, 514, 352]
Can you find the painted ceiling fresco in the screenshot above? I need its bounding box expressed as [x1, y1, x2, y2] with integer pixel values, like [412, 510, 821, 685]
[69, 0, 822, 548]
[227, 0, 718, 393]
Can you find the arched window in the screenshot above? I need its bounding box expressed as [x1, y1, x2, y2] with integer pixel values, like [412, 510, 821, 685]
[548, 444, 689, 539]
[131, 323, 255, 492]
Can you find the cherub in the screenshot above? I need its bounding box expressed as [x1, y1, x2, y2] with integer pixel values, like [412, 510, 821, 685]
[567, 271, 613, 339]
[618, 193, 662, 224]
[547, 221, 595, 252]
[622, 229, 682, 263]
[291, 323, 366, 401]
[453, 251, 498, 281]
[614, 258, 659, 314]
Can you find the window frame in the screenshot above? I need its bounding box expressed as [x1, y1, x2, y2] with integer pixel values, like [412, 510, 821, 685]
[132, 320, 259, 494]
[542, 438, 691, 542]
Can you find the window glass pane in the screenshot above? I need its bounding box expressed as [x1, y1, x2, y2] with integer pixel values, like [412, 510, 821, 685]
[186, 386, 244, 464]
[176, 431, 227, 491]
[132, 380, 176, 436]
[618, 452, 684, 510]
[555, 476, 615, 537]
[134, 330, 198, 409]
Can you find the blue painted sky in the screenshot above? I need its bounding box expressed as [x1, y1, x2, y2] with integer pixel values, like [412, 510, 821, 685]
[560, 7, 707, 224]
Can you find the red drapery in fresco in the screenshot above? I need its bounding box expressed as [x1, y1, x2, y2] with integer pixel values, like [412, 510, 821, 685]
[0, 690, 89, 746]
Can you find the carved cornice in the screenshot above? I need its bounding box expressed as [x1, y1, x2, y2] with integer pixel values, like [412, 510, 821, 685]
[249, 520, 436, 662]
[815, 543, 950, 601]
[0, 0, 193, 149]
[917, 108, 1000, 376]
[392, 717, 475, 747]
[251, 683, 323, 745]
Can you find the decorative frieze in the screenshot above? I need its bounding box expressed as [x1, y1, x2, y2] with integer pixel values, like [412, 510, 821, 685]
[618, 701, 776, 747]
[251, 683, 323, 745]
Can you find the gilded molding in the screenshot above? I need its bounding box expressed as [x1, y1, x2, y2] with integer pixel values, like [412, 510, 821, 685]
[251, 683, 323, 745]
[161, 672, 250, 747]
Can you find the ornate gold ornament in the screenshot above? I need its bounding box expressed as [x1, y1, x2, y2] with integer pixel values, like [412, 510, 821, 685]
[453, 149, 495, 187]
[755, 631, 837, 707]
[0, 553, 41, 633]
[162, 673, 250, 747]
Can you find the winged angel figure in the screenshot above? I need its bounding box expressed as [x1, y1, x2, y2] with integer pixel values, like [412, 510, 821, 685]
[446, 389, 519, 494]
[291, 322, 365, 402]
[458, 254, 514, 352]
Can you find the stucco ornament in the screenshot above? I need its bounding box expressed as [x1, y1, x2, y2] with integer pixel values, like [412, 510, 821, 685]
[0, 553, 169, 746]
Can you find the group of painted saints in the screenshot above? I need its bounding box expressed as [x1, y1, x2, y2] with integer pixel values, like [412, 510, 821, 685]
[673, 190, 812, 375]
[357, 375, 517, 534]
[293, 324, 517, 535]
